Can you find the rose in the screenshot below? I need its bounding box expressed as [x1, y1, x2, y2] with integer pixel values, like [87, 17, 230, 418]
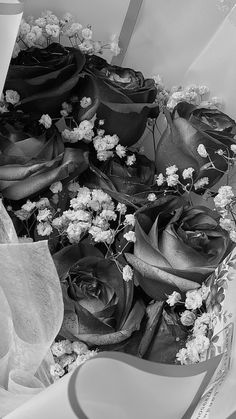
[74, 55, 159, 146]
[155, 103, 236, 189]
[126, 196, 231, 300]
[53, 243, 145, 346]
[0, 114, 88, 200]
[83, 153, 157, 207]
[4, 42, 85, 116]
[176, 102, 236, 137]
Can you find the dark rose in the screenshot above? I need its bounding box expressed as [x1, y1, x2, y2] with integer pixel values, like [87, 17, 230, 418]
[176, 102, 236, 136]
[4, 43, 85, 116]
[74, 55, 159, 146]
[155, 103, 236, 189]
[126, 196, 231, 300]
[0, 116, 88, 200]
[53, 243, 145, 346]
[82, 153, 157, 208]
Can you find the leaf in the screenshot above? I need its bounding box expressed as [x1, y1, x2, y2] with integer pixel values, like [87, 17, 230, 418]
[137, 301, 164, 357]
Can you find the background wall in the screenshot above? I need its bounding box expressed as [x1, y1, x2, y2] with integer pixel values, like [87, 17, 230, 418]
[23, 0, 130, 52]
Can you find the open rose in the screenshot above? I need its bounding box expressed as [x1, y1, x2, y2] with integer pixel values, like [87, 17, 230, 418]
[4, 43, 85, 116]
[53, 243, 145, 346]
[0, 115, 88, 200]
[83, 153, 157, 208]
[74, 55, 159, 146]
[126, 196, 231, 300]
[155, 103, 236, 189]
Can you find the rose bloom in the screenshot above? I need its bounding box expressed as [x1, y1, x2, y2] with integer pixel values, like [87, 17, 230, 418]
[5, 42, 85, 116]
[75, 54, 159, 146]
[53, 243, 145, 346]
[0, 114, 88, 200]
[126, 195, 231, 300]
[155, 101, 236, 189]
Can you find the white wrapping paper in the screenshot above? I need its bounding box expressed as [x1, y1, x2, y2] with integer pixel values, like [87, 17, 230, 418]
[0, 1, 23, 97]
[0, 201, 63, 416]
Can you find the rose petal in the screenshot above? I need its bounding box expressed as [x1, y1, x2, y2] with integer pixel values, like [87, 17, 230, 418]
[135, 218, 171, 269]
[125, 253, 200, 300]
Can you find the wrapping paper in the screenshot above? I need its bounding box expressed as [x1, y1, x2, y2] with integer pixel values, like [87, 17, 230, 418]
[2, 1, 236, 417]
[0, 1, 23, 97]
[4, 246, 236, 419]
[0, 201, 63, 416]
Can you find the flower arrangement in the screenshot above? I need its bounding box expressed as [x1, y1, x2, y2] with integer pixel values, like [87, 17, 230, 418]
[2, 9, 236, 388]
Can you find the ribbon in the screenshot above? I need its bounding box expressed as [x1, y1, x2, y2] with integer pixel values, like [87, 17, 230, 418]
[111, 0, 143, 66]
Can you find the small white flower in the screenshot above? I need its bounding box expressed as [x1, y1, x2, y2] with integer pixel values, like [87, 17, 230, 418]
[214, 185, 234, 208]
[122, 265, 133, 282]
[116, 144, 126, 158]
[194, 177, 209, 190]
[50, 181, 63, 194]
[37, 222, 53, 236]
[50, 363, 64, 380]
[166, 291, 181, 306]
[197, 144, 208, 158]
[166, 174, 179, 187]
[124, 214, 135, 227]
[156, 173, 165, 186]
[80, 97, 92, 109]
[36, 197, 50, 209]
[35, 17, 47, 28]
[116, 203, 127, 214]
[229, 230, 236, 242]
[198, 85, 210, 96]
[51, 340, 73, 357]
[67, 182, 80, 193]
[230, 144, 236, 154]
[124, 231, 136, 243]
[37, 208, 52, 222]
[5, 90, 20, 105]
[147, 193, 157, 202]
[216, 149, 224, 156]
[176, 348, 189, 365]
[180, 310, 196, 326]
[110, 41, 121, 56]
[166, 165, 178, 176]
[64, 22, 83, 37]
[39, 114, 52, 129]
[67, 222, 83, 243]
[21, 199, 36, 212]
[220, 217, 234, 232]
[45, 24, 60, 38]
[14, 209, 31, 221]
[182, 167, 194, 179]
[192, 335, 210, 354]
[82, 27, 93, 40]
[126, 154, 136, 166]
[185, 290, 203, 310]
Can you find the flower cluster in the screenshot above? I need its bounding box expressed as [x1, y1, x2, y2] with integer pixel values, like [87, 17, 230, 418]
[155, 164, 209, 192]
[214, 185, 236, 242]
[166, 84, 223, 110]
[166, 286, 216, 365]
[15, 10, 120, 57]
[50, 339, 98, 380]
[0, 90, 20, 113]
[50, 186, 136, 246]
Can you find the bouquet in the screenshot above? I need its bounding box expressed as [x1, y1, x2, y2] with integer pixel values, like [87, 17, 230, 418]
[1, 8, 236, 419]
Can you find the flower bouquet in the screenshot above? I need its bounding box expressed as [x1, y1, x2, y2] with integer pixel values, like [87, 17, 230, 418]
[1, 7, 236, 419]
